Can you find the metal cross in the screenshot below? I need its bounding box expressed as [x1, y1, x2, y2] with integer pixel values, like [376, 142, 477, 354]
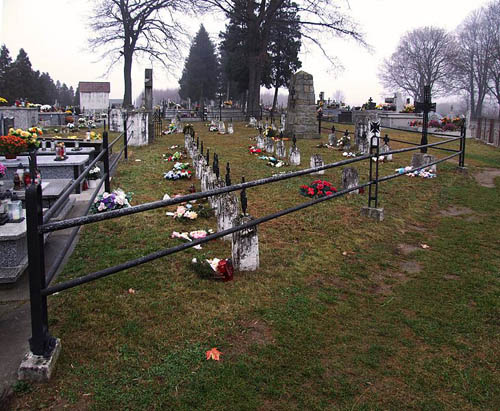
[415, 85, 436, 153]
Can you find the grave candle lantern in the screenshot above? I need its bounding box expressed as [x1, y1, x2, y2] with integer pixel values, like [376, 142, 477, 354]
[8, 199, 22, 221]
[56, 142, 66, 160]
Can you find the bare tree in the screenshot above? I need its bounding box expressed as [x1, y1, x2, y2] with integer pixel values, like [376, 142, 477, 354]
[379, 27, 457, 102]
[89, 0, 190, 107]
[453, 6, 496, 119]
[202, 0, 365, 118]
[485, 0, 500, 119]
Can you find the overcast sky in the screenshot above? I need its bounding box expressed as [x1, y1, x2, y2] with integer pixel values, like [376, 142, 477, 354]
[0, 0, 492, 105]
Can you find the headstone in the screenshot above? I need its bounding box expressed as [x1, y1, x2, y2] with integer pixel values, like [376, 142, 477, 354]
[126, 111, 150, 146]
[280, 113, 286, 131]
[232, 215, 259, 271]
[275, 140, 286, 158]
[411, 153, 437, 173]
[284, 71, 320, 139]
[249, 117, 257, 128]
[265, 138, 274, 153]
[341, 167, 359, 194]
[310, 154, 324, 175]
[379, 143, 392, 161]
[395, 92, 405, 113]
[218, 121, 226, 134]
[289, 146, 301, 165]
[353, 111, 379, 148]
[195, 154, 206, 179]
[257, 135, 265, 149]
[217, 193, 239, 241]
[358, 132, 369, 154]
[227, 123, 234, 134]
[328, 133, 337, 146]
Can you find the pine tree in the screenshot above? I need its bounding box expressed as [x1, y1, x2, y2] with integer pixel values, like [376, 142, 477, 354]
[10, 48, 34, 101]
[0, 45, 13, 102]
[178, 25, 219, 104]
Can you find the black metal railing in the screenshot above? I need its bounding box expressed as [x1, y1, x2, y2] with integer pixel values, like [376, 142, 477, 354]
[23, 124, 467, 358]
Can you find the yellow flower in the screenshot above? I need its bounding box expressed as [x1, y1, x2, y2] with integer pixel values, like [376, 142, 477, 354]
[16, 128, 22, 134]
[8, 128, 14, 134]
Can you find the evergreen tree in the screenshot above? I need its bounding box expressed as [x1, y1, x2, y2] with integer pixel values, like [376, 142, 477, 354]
[10, 48, 34, 101]
[178, 25, 219, 104]
[74, 85, 80, 106]
[265, 3, 302, 113]
[0, 45, 13, 102]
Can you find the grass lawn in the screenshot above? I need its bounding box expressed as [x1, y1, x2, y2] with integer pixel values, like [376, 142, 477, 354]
[9, 121, 500, 410]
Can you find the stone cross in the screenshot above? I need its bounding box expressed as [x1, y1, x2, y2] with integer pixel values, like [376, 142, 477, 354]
[310, 154, 325, 175]
[415, 85, 436, 153]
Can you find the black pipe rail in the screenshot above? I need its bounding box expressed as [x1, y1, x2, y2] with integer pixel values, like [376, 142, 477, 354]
[24, 125, 467, 357]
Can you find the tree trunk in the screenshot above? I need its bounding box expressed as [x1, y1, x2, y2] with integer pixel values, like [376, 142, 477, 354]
[271, 83, 279, 116]
[123, 51, 133, 108]
[247, 54, 262, 120]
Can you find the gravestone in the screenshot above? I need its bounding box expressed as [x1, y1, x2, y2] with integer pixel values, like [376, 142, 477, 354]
[310, 154, 324, 174]
[227, 123, 234, 134]
[353, 111, 379, 149]
[195, 154, 206, 179]
[265, 138, 274, 153]
[218, 121, 226, 134]
[257, 135, 265, 149]
[284, 71, 319, 139]
[280, 113, 286, 131]
[276, 140, 286, 158]
[341, 167, 359, 194]
[379, 143, 392, 161]
[328, 133, 337, 146]
[411, 153, 437, 173]
[232, 215, 259, 271]
[289, 146, 301, 165]
[358, 132, 369, 154]
[217, 193, 240, 241]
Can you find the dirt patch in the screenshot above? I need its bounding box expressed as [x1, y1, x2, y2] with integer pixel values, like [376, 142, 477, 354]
[444, 274, 460, 280]
[439, 206, 474, 217]
[474, 168, 500, 188]
[400, 261, 422, 274]
[226, 320, 274, 356]
[397, 243, 419, 255]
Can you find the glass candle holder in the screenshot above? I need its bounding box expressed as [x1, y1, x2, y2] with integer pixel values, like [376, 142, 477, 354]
[8, 200, 22, 221]
[75, 141, 80, 149]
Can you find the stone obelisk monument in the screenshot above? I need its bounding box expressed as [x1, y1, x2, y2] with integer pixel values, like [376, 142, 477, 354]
[284, 71, 319, 139]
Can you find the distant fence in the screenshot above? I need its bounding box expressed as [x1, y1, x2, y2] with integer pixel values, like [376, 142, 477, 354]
[468, 117, 500, 147]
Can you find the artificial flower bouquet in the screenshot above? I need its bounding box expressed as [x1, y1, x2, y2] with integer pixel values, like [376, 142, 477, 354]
[300, 180, 337, 198]
[191, 256, 234, 282]
[89, 189, 132, 214]
[249, 146, 262, 155]
[163, 151, 186, 162]
[8, 127, 41, 150]
[164, 162, 192, 180]
[88, 165, 101, 180]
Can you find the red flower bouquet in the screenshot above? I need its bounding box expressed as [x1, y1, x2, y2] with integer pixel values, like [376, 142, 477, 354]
[249, 146, 262, 155]
[300, 180, 337, 198]
[0, 135, 28, 156]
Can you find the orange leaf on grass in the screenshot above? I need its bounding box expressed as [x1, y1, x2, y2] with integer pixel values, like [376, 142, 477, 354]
[206, 347, 222, 361]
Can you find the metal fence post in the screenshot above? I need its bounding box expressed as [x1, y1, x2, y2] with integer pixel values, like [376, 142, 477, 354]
[368, 136, 380, 208]
[103, 131, 111, 193]
[459, 121, 467, 168]
[26, 182, 56, 356]
[123, 112, 128, 160]
[318, 111, 323, 135]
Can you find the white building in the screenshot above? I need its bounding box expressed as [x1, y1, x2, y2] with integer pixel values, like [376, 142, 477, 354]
[79, 82, 110, 114]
